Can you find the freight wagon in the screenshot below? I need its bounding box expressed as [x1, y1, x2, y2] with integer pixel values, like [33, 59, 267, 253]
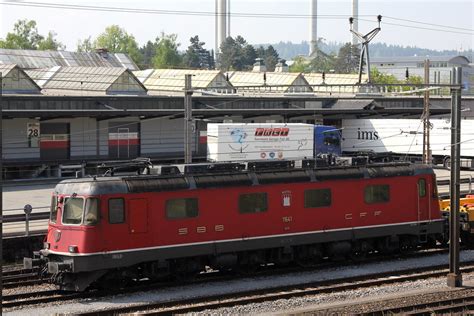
[341, 118, 474, 169]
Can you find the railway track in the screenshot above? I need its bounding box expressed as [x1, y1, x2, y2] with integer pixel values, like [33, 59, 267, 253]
[50, 260, 474, 315]
[319, 288, 474, 315]
[0, 248, 447, 309]
[1, 248, 466, 312]
[1, 266, 49, 289]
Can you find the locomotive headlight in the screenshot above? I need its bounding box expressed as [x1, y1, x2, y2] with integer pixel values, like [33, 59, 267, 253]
[43, 242, 50, 250]
[68, 245, 78, 253]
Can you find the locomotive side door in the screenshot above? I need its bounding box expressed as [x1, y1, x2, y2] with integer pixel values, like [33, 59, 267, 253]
[417, 178, 429, 221]
[128, 199, 148, 234]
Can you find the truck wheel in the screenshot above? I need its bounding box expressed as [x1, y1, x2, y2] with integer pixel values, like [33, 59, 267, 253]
[443, 157, 451, 170]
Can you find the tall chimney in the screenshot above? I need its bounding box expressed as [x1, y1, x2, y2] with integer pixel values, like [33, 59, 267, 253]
[352, 0, 359, 45]
[309, 0, 317, 56]
[216, 0, 227, 55]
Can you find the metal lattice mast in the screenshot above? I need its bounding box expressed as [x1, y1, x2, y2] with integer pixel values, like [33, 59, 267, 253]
[349, 15, 382, 84]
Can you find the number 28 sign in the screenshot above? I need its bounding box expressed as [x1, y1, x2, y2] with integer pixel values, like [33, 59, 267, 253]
[27, 122, 40, 138]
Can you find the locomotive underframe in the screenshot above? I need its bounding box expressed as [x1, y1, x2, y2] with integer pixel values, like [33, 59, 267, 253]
[32, 219, 445, 291]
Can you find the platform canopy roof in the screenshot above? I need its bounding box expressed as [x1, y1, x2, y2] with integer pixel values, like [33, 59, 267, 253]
[0, 63, 41, 94]
[0, 49, 138, 70]
[25, 66, 147, 95]
[133, 69, 234, 95]
[227, 71, 312, 93]
[304, 73, 368, 94]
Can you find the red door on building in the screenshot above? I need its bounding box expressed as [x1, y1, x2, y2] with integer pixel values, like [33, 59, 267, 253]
[40, 123, 70, 161]
[108, 122, 140, 159]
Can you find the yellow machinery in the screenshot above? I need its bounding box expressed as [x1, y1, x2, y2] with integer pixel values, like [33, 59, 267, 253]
[440, 195, 474, 243]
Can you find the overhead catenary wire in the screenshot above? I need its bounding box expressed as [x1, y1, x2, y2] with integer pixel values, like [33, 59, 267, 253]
[0, 0, 472, 36]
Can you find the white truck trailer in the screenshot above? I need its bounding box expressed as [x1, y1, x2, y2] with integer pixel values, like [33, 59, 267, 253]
[207, 123, 314, 162]
[341, 118, 474, 168]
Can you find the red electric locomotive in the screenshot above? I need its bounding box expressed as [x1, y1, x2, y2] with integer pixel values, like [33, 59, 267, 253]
[25, 160, 445, 291]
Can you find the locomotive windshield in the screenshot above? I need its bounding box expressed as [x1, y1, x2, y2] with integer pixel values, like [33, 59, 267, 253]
[63, 197, 84, 224]
[50, 195, 58, 223]
[61, 197, 100, 226]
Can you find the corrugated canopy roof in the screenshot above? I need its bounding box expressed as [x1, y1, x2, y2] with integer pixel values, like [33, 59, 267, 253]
[25, 66, 146, 95]
[304, 73, 366, 85]
[134, 69, 231, 93]
[0, 49, 139, 70]
[0, 63, 16, 76]
[228, 71, 303, 87]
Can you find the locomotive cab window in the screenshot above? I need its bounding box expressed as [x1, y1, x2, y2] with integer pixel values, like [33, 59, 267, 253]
[63, 197, 84, 225]
[418, 179, 426, 197]
[239, 193, 268, 214]
[166, 198, 198, 219]
[109, 198, 125, 224]
[84, 198, 100, 226]
[304, 189, 331, 208]
[50, 195, 58, 223]
[364, 185, 390, 204]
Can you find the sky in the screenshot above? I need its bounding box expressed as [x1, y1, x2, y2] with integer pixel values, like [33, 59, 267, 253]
[0, 0, 473, 53]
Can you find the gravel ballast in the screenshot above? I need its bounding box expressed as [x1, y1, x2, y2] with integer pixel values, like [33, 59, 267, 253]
[6, 250, 474, 315]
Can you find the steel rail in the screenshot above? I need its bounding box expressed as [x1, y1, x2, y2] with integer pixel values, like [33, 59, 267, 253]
[74, 262, 474, 315]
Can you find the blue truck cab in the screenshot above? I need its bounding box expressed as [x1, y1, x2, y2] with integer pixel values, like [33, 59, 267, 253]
[314, 125, 341, 156]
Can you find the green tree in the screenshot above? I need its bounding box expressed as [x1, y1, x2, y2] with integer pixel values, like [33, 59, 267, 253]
[289, 56, 309, 73]
[183, 35, 213, 69]
[0, 19, 63, 50]
[334, 43, 361, 73]
[218, 37, 240, 71]
[152, 33, 182, 69]
[38, 31, 65, 50]
[308, 50, 335, 73]
[94, 25, 142, 66]
[139, 39, 159, 69]
[263, 45, 279, 72]
[218, 36, 258, 71]
[242, 44, 257, 69]
[77, 36, 94, 53]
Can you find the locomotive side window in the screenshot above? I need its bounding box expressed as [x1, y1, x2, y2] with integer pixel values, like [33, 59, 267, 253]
[84, 198, 100, 226]
[364, 185, 390, 204]
[304, 189, 331, 208]
[239, 193, 268, 214]
[418, 179, 426, 197]
[50, 195, 58, 223]
[109, 198, 125, 224]
[63, 197, 84, 225]
[166, 198, 199, 219]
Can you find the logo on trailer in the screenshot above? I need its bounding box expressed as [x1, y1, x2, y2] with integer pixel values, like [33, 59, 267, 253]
[260, 152, 267, 158]
[357, 128, 379, 140]
[229, 128, 249, 153]
[282, 190, 292, 207]
[269, 152, 275, 158]
[255, 127, 289, 137]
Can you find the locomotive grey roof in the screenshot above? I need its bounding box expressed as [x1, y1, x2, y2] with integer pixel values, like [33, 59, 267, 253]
[54, 163, 434, 196]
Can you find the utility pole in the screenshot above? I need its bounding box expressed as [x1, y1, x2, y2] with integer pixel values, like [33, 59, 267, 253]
[349, 15, 382, 84]
[422, 59, 431, 165]
[184, 74, 193, 164]
[447, 67, 462, 288]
